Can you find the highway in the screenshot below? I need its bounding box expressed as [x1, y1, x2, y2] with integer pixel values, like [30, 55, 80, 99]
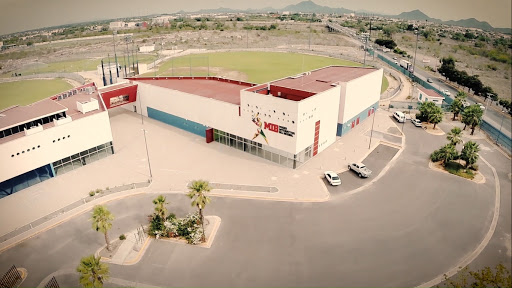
[374, 48, 512, 139]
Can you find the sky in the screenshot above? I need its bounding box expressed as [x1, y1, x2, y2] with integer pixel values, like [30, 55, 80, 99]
[0, 0, 510, 36]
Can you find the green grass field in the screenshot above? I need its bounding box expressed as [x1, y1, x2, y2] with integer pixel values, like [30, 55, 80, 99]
[153, 51, 363, 83]
[0, 79, 73, 110]
[381, 74, 389, 93]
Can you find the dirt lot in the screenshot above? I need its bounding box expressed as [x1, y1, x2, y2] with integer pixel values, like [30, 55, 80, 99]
[387, 30, 511, 100]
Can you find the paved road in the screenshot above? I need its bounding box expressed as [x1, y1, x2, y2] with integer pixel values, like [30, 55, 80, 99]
[0, 123, 505, 287]
[324, 144, 399, 194]
[375, 50, 512, 138]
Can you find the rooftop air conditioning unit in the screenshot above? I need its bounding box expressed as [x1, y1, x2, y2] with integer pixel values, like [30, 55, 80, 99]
[57, 95, 63, 100]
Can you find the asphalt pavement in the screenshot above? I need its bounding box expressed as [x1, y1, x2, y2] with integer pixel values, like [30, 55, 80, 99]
[324, 144, 399, 194]
[0, 118, 504, 287]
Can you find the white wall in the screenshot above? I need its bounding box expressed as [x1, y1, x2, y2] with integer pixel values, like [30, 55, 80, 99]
[340, 68, 383, 123]
[297, 87, 340, 154]
[0, 111, 113, 183]
[240, 90, 300, 154]
[132, 81, 240, 131]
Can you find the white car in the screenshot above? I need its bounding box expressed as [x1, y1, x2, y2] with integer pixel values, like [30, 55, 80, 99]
[348, 163, 372, 178]
[324, 171, 341, 186]
[443, 90, 451, 96]
[479, 104, 486, 110]
[411, 118, 422, 127]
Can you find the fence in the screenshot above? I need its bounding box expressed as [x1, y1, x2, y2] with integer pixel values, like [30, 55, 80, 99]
[480, 120, 512, 153]
[0, 73, 85, 85]
[0, 265, 22, 288]
[44, 276, 59, 288]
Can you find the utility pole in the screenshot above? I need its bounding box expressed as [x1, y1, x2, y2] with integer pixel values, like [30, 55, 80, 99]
[108, 53, 113, 85]
[309, 13, 313, 50]
[368, 107, 376, 149]
[113, 31, 119, 77]
[125, 36, 130, 76]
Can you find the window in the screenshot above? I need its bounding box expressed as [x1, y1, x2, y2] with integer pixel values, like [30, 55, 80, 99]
[11, 155, 14, 157]
[37, 145, 40, 148]
[68, 135, 71, 138]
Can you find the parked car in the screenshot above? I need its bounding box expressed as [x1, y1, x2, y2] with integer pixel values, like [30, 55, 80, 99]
[348, 163, 372, 178]
[393, 57, 398, 60]
[427, 78, 433, 83]
[479, 104, 486, 110]
[411, 118, 422, 127]
[443, 89, 451, 96]
[462, 100, 470, 107]
[393, 111, 406, 123]
[324, 171, 341, 186]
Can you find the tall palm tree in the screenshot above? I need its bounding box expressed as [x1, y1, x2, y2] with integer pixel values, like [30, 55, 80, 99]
[76, 254, 109, 288]
[91, 205, 114, 252]
[450, 98, 464, 120]
[456, 91, 467, 99]
[152, 195, 168, 220]
[187, 180, 212, 242]
[460, 141, 480, 169]
[429, 106, 443, 129]
[438, 144, 458, 166]
[462, 105, 484, 135]
[447, 127, 463, 146]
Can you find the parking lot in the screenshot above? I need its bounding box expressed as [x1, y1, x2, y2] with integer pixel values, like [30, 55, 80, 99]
[323, 144, 400, 193]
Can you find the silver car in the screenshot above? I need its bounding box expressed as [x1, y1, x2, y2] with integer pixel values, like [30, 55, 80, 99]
[348, 162, 372, 178]
[411, 118, 422, 127]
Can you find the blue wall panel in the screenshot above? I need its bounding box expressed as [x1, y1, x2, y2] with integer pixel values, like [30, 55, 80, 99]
[337, 101, 379, 136]
[147, 107, 207, 137]
[0, 164, 54, 199]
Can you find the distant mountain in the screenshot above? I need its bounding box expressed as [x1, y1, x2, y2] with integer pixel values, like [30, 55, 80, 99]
[494, 27, 512, 34]
[280, 0, 352, 14]
[444, 18, 494, 31]
[392, 10, 502, 32]
[395, 10, 441, 23]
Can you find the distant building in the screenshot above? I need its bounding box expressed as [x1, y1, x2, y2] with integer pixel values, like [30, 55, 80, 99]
[152, 16, 175, 25]
[415, 86, 444, 105]
[109, 21, 125, 30]
[139, 45, 155, 53]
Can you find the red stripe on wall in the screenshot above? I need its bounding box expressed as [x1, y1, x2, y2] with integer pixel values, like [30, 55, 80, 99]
[313, 120, 320, 156]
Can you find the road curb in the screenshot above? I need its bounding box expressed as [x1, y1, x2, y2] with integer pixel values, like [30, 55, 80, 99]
[416, 155, 501, 287]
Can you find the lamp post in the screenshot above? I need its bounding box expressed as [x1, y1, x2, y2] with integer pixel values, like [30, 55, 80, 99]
[142, 128, 153, 180]
[112, 31, 119, 78]
[368, 107, 376, 149]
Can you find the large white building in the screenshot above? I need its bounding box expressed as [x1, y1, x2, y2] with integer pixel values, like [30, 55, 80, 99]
[0, 82, 138, 198]
[126, 65, 383, 168]
[0, 65, 382, 197]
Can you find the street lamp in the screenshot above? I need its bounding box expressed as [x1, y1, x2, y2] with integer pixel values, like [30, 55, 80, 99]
[142, 128, 153, 180]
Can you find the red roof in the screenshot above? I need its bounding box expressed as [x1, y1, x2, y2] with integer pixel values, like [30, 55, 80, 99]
[269, 66, 378, 94]
[130, 77, 254, 105]
[418, 86, 444, 98]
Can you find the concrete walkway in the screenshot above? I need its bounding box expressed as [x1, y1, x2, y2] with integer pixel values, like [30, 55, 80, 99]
[0, 107, 402, 241]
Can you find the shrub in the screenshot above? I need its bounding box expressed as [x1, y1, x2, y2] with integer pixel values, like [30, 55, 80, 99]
[89, 191, 96, 197]
[119, 234, 126, 240]
[149, 215, 165, 236]
[430, 149, 442, 162]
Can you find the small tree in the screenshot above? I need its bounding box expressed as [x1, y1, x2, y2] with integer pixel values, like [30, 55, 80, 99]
[437, 144, 458, 166]
[429, 106, 444, 129]
[152, 195, 168, 220]
[447, 127, 463, 146]
[450, 98, 464, 120]
[460, 141, 480, 169]
[187, 180, 212, 242]
[438, 263, 511, 288]
[91, 205, 114, 251]
[462, 105, 484, 135]
[76, 254, 110, 288]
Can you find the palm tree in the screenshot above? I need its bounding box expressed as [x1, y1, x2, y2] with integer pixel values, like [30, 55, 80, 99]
[460, 141, 480, 169]
[456, 90, 467, 99]
[462, 105, 484, 135]
[447, 127, 463, 146]
[187, 180, 212, 242]
[438, 144, 458, 166]
[91, 205, 114, 252]
[152, 195, 168, 220]
[450, 98, 464, 120]
[429, 106, 444, 129]
[76, 254, 109, 288]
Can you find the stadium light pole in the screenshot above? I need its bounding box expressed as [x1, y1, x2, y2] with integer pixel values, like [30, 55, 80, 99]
[113, 31, 119, 78]
[368, 107, 376, 149]
[125, 36, 131, 76]
[142, 128, 153, 181]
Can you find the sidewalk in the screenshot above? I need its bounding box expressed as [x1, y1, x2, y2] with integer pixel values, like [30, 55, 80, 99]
[0, 108, 403, 241]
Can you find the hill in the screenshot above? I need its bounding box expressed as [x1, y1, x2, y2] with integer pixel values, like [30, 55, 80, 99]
[281, 1, 352, 14]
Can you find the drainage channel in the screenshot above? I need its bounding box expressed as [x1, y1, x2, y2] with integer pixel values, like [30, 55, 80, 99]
[210, 183, 278, 193]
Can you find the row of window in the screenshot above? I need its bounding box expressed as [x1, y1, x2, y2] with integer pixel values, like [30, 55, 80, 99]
[11, 145, 42, 157]
[53, 135, 71, 143]
[0, 112, 66, 139]
[52, 142, 114, 176]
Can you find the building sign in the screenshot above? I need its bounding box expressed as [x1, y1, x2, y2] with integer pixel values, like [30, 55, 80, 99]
[264, 122, 295, 137]
[251, 112, 294, 144]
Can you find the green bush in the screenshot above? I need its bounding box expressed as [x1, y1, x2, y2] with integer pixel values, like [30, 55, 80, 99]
[444, 161, 475, 179]
[89, 191, 96, 197]
[430, 149, 443, 162]
[119, 234, 126, 240]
